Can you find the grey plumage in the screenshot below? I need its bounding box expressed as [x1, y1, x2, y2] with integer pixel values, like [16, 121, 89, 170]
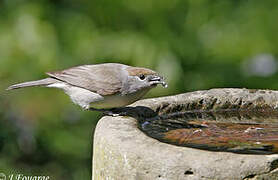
[46, 63, 125, 95]
[6, 63, 167, 110]
[6, 78, 58, 90]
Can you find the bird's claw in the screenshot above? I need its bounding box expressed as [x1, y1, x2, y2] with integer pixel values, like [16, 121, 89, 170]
[102, 110, 127, 117]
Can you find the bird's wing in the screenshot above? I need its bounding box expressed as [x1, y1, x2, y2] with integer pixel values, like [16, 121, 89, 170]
[46, 64, 123, 95]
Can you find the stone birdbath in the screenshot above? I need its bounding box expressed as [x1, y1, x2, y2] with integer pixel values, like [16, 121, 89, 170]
[92, 88, 278, 180]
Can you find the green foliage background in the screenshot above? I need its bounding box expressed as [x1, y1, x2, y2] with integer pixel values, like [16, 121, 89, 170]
[1, 0, 278, 179]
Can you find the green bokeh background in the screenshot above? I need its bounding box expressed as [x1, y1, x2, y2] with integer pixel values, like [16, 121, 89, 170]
[1, 0, 278, 179]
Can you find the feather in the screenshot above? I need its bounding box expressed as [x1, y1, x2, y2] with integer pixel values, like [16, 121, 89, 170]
[6, 78, 58, 90]
[46, 63, 124, 95]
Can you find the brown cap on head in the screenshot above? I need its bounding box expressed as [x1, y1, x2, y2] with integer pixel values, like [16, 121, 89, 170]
[126, 66, 157, 76]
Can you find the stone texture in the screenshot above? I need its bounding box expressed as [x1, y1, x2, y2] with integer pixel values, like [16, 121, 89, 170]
[93, 88, 278, 180]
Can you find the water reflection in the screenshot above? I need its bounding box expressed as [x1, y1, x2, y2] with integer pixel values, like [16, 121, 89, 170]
[138, 110, 278, 154]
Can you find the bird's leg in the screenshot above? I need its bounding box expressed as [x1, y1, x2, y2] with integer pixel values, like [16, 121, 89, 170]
[89, 107, 126, 116]
[89, 107, 114, 115]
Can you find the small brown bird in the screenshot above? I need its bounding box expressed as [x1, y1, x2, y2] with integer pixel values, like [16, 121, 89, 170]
[7, 63, 167, 113]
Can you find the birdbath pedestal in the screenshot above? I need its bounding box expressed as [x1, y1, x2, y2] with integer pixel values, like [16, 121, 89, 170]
[92, 88, 278, 180]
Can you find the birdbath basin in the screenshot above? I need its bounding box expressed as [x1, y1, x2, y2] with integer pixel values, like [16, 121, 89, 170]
[93, 88, 278, 180]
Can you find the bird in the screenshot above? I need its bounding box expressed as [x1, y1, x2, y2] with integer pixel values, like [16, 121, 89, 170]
[7, 63, 167, 115]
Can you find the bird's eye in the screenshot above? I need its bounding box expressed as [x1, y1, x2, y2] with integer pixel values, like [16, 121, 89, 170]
[139, 74, 145, 80]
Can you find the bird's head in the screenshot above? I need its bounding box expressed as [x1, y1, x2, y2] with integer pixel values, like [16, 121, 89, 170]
[121, 66, 167, 95]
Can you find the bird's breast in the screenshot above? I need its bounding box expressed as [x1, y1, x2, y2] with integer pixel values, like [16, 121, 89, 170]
[90, 88, 151, 109]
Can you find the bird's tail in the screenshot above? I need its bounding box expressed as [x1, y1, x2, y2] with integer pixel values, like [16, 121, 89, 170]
[6, 78, 58, 90]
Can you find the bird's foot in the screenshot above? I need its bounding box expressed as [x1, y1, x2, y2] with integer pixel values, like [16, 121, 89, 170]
[102, 109, 127, 117]
[89, 107, 127, 116]
[103, 111, 120, 117]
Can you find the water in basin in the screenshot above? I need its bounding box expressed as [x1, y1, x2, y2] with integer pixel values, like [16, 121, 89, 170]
[139, 110, 278, 154]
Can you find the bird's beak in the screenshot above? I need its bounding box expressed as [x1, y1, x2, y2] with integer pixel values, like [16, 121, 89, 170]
[149, 75, 168, 88]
